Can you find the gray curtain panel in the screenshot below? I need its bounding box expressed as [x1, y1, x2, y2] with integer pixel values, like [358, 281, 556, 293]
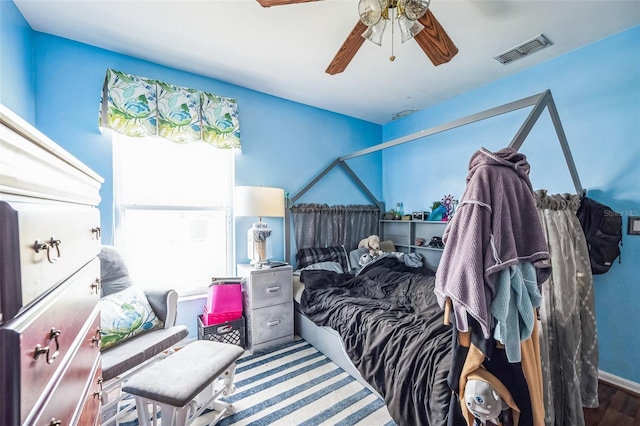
[291, 203, 380, 251]
[535, 190, 599, 426]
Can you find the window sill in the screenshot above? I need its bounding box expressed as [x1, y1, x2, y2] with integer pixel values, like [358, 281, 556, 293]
[177, 288, 208, 302]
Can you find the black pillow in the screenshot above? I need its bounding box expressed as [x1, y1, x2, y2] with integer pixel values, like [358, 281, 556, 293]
[295, 246, 350, 272]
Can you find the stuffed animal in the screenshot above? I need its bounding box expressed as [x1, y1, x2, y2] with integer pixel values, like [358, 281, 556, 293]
[359, 252, 374, 267]
[427, 204, 447, 221]
[369, 249, 382, 258]
[358, 235, 381, 251]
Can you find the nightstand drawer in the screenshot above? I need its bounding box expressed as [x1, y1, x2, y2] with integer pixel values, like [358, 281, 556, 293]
[249, 269, 292, 309]
[251, 302, 293, 344]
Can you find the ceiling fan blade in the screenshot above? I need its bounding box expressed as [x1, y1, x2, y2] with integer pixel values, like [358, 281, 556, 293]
[256, 0, 321, 7]
[414, 10, 458, 66]
[326, 20, 368, 75]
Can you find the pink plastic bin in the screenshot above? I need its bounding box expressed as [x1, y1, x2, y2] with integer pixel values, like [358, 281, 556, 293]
[202, 306, 242, 326]
[203, 279, 243, 326]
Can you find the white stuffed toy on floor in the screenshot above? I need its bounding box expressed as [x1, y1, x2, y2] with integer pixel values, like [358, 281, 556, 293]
[464, 379, 504, 425]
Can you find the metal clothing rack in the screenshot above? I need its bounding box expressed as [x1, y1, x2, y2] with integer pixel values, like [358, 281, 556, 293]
[285, 89, 584, 262]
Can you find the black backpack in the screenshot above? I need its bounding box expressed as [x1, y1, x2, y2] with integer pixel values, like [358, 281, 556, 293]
[576, 197, 623, 274]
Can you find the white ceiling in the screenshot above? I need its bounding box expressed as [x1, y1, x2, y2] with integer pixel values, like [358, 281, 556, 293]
[14, 0, 640, 124]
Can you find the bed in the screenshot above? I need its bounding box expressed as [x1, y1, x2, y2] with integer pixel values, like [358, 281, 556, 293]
[285, 91, 594, 426]
[292, 251, 455, 426]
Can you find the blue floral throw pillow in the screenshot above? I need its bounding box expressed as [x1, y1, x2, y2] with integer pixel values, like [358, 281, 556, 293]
[99, 286, 164, 350]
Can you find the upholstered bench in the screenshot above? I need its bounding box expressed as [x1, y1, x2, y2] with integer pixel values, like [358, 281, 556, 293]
[122, 340, 244, 426]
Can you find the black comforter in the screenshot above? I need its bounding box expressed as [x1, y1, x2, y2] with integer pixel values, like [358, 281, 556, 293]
[300, 256, 453, 426]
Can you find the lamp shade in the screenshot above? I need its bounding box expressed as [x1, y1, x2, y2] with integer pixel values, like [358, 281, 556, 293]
[234, 186, 285, 218]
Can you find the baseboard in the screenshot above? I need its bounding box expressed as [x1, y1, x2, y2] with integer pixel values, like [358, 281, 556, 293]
[599, 370, 640, 396]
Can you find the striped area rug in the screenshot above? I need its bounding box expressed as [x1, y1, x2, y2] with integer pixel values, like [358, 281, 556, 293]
[116, 338, 397, 426]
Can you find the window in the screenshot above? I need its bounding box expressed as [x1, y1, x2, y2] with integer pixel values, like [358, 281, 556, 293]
[113, 133, 235, 296]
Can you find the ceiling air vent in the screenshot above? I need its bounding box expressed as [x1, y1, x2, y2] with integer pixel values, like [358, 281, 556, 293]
[494, 34, 553, 65]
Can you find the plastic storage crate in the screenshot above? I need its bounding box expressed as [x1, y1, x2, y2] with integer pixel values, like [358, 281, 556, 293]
[197, 315, 246, 349]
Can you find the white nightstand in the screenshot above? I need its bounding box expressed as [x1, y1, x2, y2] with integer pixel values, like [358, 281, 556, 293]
[237, 264, 294, 353]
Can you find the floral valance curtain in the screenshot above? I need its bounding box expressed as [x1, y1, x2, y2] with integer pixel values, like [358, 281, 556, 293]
[99, 68, 240, 149]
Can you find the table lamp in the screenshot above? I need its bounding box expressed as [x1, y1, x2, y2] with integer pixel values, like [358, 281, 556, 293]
[234, 186, 285, 266]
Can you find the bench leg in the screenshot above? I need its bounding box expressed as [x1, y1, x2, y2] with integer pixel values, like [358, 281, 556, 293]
[134, 397, 154, 426]
[159, 402, 188, 426]
[134, 397, 189, 426]
[221, 363, 237, 396]
[128, 362, 239, 426]
[199, 363, 237, 411]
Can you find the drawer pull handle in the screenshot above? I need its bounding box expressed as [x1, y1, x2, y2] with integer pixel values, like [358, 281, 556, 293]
[33, 237, 62, 263]
[267, 320, 281, 327]
[92, 328, 102, 348]
[92, 226, 102, 239]
[47, 238, 61, 263]
[33, 344, 49, 361]
[49, 419, 61, 426]
[266, 286, 281, 294]
[90, 278, 101, 294]
[34, 328, 61, 364]
[34, 240, 48, 252]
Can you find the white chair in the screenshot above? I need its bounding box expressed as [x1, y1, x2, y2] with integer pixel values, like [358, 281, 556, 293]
[98, 245, 189, 425]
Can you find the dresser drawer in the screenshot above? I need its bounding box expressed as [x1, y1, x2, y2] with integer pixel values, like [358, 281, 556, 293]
[250, 302, 293, 344]
[247, 268, 292, 309]
[0, 200, 101, 321]
[27, 312, 102, 426]
[76, 362, 103, 426]
[0, 258, 100, 424]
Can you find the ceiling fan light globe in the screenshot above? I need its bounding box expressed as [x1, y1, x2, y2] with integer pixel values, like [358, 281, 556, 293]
[398, 15, 424, 42]
[358, 0, 383, 26]
[362, 18, 387, 46]
[404, 0, 430, 20]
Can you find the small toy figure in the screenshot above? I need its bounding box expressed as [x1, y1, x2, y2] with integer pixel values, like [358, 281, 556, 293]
[464, 379, 504, 425]
[442, 194, 455, 221]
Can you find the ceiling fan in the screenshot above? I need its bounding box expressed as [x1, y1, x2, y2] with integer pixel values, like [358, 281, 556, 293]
[256, 0, 458, 75]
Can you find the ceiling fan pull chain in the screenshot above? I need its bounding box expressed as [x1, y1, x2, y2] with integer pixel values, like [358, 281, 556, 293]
[390, 5, 396, 61]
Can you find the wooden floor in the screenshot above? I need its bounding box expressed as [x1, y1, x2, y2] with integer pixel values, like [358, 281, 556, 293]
[584, 381, 640, 425]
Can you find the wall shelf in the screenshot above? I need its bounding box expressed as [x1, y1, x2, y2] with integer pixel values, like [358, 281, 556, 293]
[380, 220, 449, 270]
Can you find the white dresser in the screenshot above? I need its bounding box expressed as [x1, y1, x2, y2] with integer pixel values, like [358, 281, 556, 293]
[237, 264, 293, 353]
[0, 105, 104, 425]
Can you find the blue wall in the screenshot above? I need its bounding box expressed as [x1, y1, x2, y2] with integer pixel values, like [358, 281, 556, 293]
[0, 0, 35, 122]
[2, 0, 638, 383]
[382, 25, 640, 383]
[24, 32, 381, 262]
